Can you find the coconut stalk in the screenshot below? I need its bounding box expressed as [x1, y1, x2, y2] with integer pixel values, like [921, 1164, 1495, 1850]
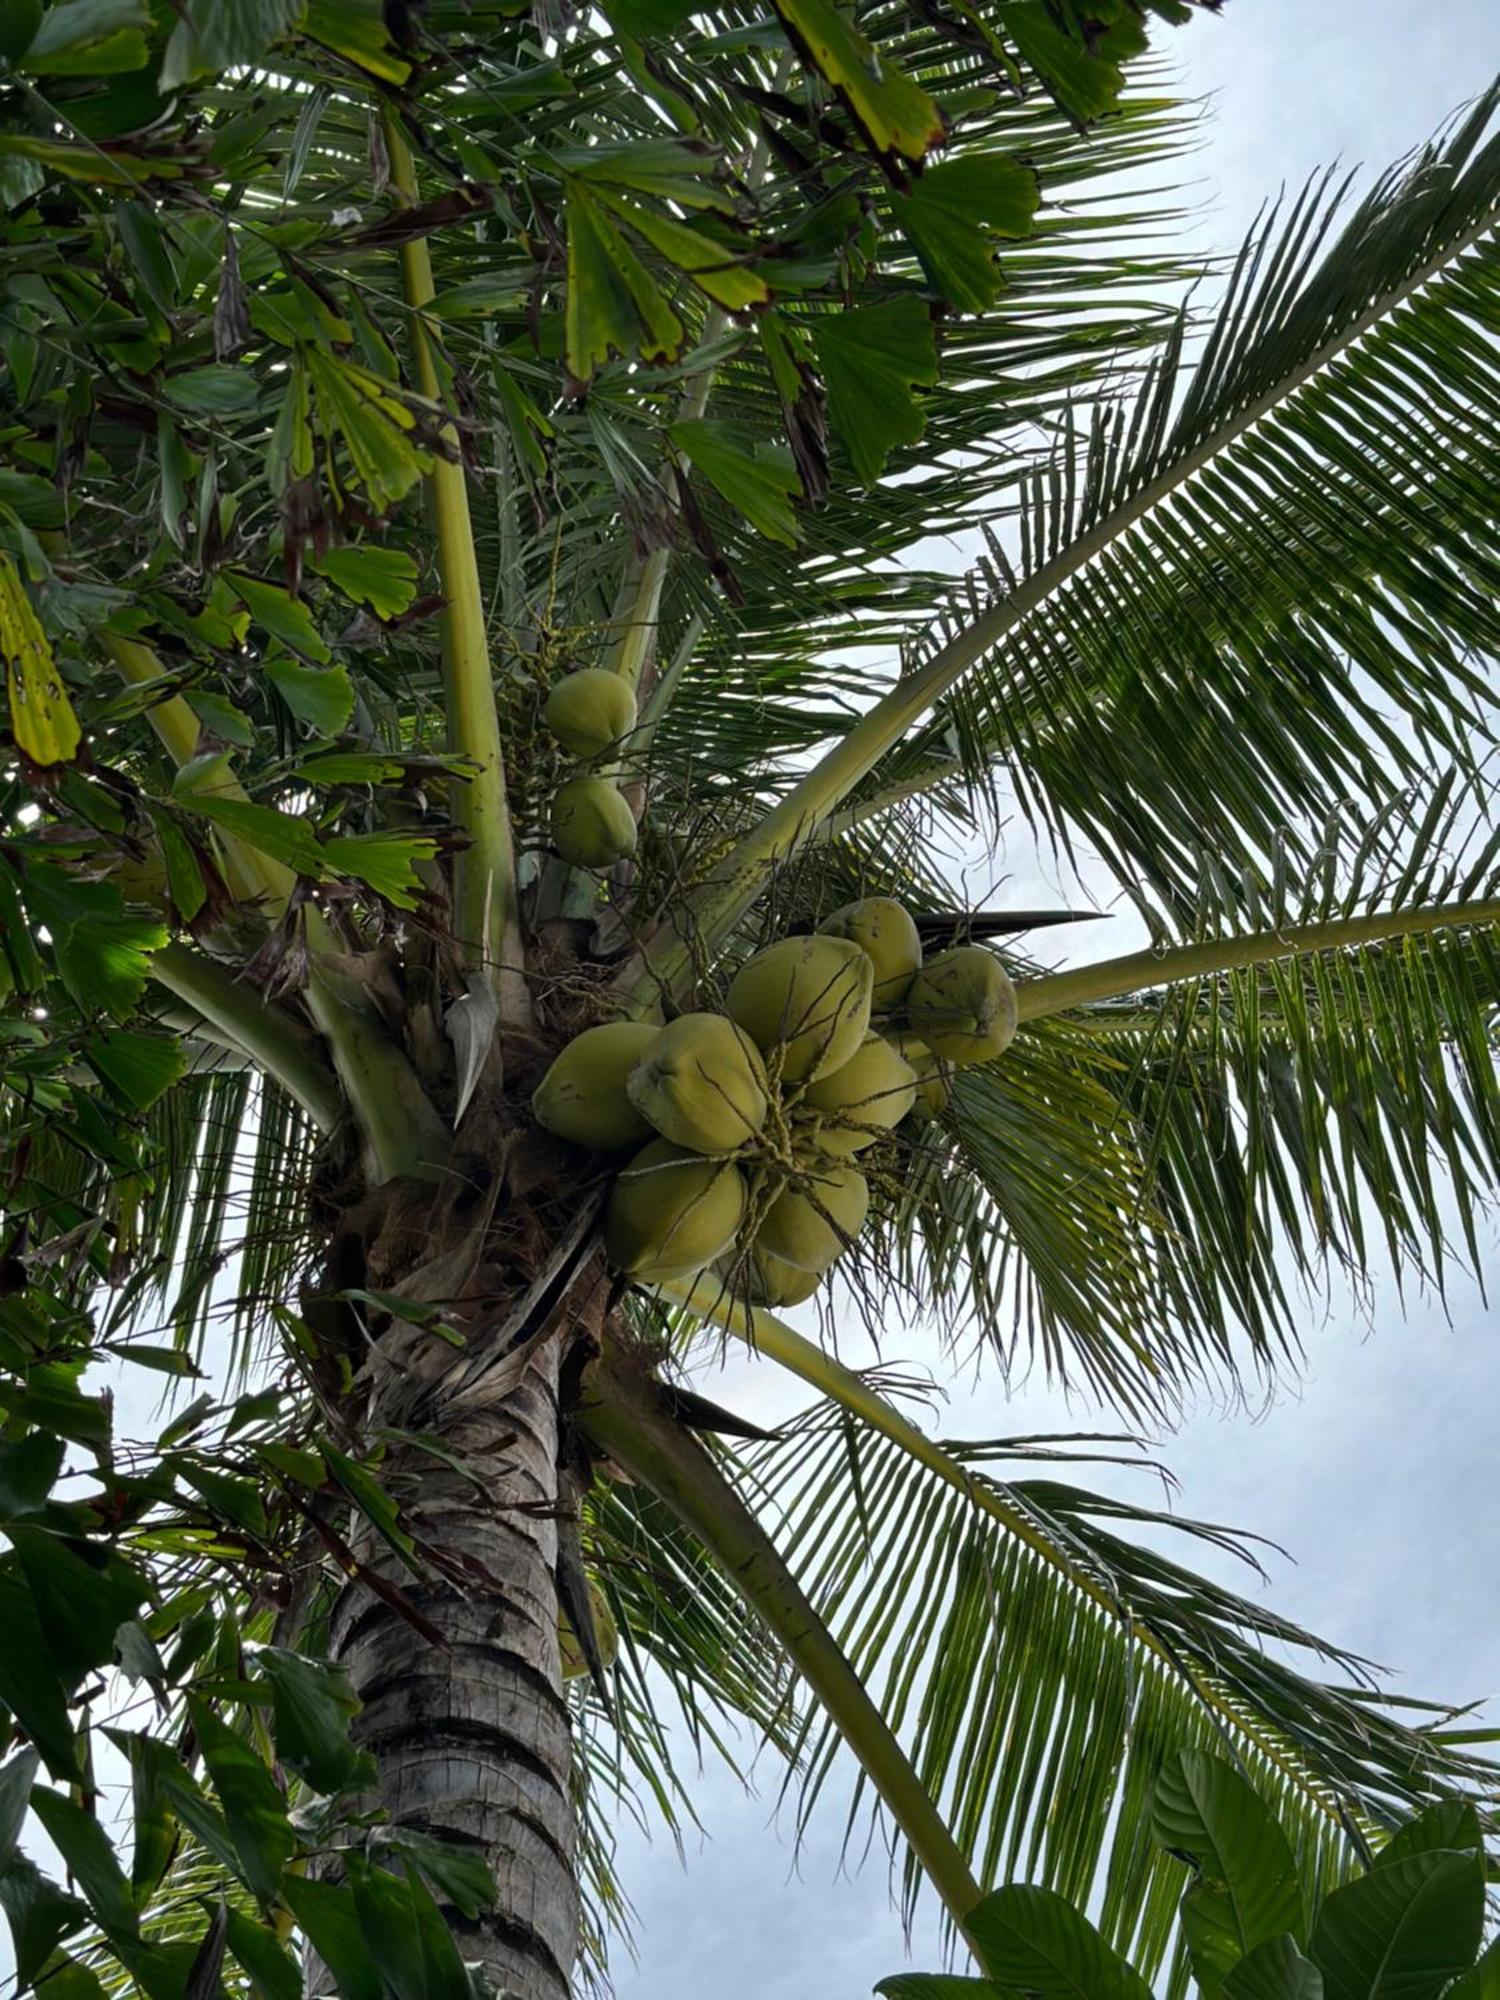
[1012, 899, 1500, 1019]
[577, 1353, 987, 1947]
[661, 1275, 1377, 1834]
[384, 113, 529, 1029]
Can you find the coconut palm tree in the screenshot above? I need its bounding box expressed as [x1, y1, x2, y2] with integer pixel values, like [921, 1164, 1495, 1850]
[1, 4, 1498, 1997]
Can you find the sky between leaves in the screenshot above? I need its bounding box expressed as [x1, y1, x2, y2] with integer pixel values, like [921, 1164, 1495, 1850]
[606, 5, 1500, 1997]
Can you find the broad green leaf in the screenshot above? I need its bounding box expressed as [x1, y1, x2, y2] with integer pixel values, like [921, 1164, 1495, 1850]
[225, 1908, 302, 2000]
[20, 0, 149, 76]
[186, 1698, 295, 1906]
[966, 1886, 1155, 1999]
[304, 350, 428, 513]
[175, 1461, 269, 1538]
[159, 0, 303, 85]
[0, 1855, 88, 1988]
[317, 1441, 417, 1567]
[811, 298, 938, 486]
[1372, 1799, 1482, 1868]
[30, 1788, 138, 1941]
[320, 832, 441, 909]
[10, 1526, 148, 1684]
[0, 1750, 39, 1869]
[1310, 1849, 1485, 2000]
[264, 655, 353, 734]
[280, 1876, 383, 2000]
[1446, 1936, 1500, 2000]
[23, 862, 165, 1017]
[181, 795, 324, 875]
[770, 0, 944, 166]
[83, 1029, 186, 1111]
[302, 0, 410, 83]
[1150, 1749, 1304, 1990]
[377, 1828, 494, 1920]
[255, 1648, 375, 1797]
[163, 366, 262, 416]
[892, 154, 1040, 312]
[228, 572, 331, 663]
[311, 545, 418, 619]
[1, 550, 80, 766]
[0, 1435, 64, 1520]
[670, 420, 803, 545]
[603, 195, 770, 311]
[348, 1861, 431, 2000]
[1223, 1935, 1324, 2000]
[564, 180, 684, 380]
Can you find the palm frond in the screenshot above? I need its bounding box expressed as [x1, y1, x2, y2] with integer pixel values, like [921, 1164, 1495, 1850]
[734, 1407, 1496, 1984]
[873, 779, 1500, 1412]
[846, 88, 1500, 917]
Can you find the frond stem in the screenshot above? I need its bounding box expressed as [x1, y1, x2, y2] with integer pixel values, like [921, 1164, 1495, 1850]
[663, 1277, 1375, 1840]
[1014, 897, 1500, 1020]
[385, 112, 529, 1027]
[153, 943, 342, 1133]
[578, 1353, 986, 1942]
[617, 198, 1500, 1007]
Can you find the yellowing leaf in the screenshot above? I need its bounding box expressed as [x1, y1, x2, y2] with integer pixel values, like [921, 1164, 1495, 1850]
[565, 180, 684, 381]
[1, 553, 80, 766]
[771, 0, 944, 168]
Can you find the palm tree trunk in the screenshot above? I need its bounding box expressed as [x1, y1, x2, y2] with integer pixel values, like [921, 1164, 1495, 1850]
[324, 1293, 580, 1997]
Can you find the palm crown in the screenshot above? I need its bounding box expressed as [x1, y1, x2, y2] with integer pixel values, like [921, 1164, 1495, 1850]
[0, 2, 1497, 1996]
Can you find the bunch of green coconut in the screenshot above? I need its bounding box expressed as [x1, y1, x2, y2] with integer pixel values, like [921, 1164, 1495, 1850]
[543, 667, 640, 868]
[532, 898, 1018, 1309]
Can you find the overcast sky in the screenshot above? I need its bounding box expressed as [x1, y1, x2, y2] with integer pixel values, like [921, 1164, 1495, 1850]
[609, 9, 1500, 1998]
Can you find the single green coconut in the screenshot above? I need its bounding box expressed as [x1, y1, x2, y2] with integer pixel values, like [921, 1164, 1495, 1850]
[756, 1161, 869, 1272]
[799, 1033, 917, 1155]
[746, 1248, 824, 1308]
[905, 1043, 951, 1121]
[819, 898, 922, 1008]
[725, 935, 873, 1085]
[906, 946, 1017, 1066]
[605, 1138, 748, 1282]
[543, 667, 637, 759]
[551, 775, 638, 868]
[559, 1576, 619, 1680]
[532, 1021, 660, 1151]
[628, 1012, 769, 1155]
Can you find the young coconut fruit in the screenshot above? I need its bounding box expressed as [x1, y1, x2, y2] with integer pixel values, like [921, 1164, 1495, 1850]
[818, 898, 922, 1008]
[605, 1138, 748, 1282]
[906, 1044, 951, 1121]
[745, 1248, 824, 1308]
[725, 935, 873, 1085]
[544, 667, 637, 759]
[551, 775, 638, 868]
[756, 1161, 869, 1272]
[627, 1012, 769, 1155]
[532, 1020, 660, 1151]
[906, 946, 1017, 1066]
[799, 1033, 917, 1155]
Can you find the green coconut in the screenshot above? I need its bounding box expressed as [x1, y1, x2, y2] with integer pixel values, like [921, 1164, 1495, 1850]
[551, 775, 638, 868]
[905, 1043, 951, 1121]
[725, 935, 873, 1085]
[756, 1161, 869, 1272]
[532, 1021, 659, 1151]
[799, 1033, 917, 1155]
[605, 1138, 748, 1282]
[906, 946, 1018, 1066]
[628, 1012, 769, 1155]
[559, 1576, 619, 1681]
[746, 1248, 824, 1308]
[819, 898, 922, 1008]
[544, 667, 637, 759]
